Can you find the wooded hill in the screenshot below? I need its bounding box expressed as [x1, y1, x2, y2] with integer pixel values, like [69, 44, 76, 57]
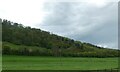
[1, 19, 119, 57]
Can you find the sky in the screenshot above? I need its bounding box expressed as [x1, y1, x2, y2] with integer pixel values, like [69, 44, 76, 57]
[0, 0, 119, 49]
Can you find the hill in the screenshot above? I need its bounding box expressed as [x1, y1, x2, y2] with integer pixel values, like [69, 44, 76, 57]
[1, 19, 119, 57]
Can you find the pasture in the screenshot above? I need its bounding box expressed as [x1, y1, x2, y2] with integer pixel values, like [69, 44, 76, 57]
[2, 55, 118, 70]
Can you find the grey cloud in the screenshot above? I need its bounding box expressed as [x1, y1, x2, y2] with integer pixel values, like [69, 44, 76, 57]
[39, 2, 118, 49]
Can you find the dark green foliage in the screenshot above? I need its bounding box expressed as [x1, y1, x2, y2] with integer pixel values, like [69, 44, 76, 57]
[2, 45, 11, 54]
[1, 19, 119, 57]
[2, 19, 82, 49]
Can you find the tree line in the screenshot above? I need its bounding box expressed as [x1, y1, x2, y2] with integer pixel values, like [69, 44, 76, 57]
[1, 19, 119, 57]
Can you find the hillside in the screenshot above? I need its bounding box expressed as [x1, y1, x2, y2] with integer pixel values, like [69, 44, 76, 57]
[1, 19, 119, 57]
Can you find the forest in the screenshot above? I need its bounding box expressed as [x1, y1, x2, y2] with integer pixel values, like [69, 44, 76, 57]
[1, 19, 119, 57]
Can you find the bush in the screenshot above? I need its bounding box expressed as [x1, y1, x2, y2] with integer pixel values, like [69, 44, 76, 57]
[2, 45, 11, 54]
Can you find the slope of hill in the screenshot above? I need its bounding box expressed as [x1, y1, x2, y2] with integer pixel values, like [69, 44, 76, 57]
[1, 19, 119, 57]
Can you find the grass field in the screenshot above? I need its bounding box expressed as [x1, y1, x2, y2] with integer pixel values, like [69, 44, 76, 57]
[2, 55, 118, 70]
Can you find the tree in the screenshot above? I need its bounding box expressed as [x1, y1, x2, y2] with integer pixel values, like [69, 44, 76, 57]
[2, 19, 119, 57]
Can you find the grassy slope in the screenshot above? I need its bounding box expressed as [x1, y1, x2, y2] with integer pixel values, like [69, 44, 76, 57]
[3, 42, 45, 50]
[2, 42, 119, 70]
[2, 55, 118, 70]
[3, 41, 119, 58]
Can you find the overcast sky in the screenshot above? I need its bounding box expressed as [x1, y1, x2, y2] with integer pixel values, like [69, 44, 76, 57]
[0, 0, 119, 49]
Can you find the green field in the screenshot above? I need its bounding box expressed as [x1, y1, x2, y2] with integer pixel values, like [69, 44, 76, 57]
[2, 55, 118, 70]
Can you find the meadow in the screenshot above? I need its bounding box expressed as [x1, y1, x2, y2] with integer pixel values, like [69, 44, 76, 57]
[2, 55, 118, 70]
